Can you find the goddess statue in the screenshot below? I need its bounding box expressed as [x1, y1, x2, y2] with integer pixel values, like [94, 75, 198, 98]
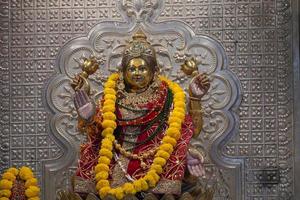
[64, 29, 211, 200]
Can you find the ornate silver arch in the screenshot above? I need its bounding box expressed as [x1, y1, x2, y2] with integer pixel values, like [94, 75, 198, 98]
[44, 1, 242, 199]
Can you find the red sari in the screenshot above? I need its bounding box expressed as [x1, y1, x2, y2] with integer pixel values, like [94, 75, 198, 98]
[75, 81, 194, 194]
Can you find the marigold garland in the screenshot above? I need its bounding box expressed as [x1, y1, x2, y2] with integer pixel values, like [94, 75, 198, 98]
[94, 73, 186, 199]
[0, 167, 40, 200]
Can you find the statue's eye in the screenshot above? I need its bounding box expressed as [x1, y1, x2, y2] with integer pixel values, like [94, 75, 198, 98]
[139, 66, 147, 72]
[128, 67, 135, 72]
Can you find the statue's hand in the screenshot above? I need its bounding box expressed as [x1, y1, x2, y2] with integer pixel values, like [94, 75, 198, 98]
[187, 149, 205, 177]
[189, 73, 210, 99]
[71, 74, 91, 95]
[74, 90, 95, 121]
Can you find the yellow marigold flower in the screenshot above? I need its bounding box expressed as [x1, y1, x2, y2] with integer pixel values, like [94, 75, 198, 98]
[166, 127, 180, 136]
[108, 188, 116, 195]
[172, 111, 185, 120]
[101, 128, 114, 137]
[103, 99, 116, 107]
[7, 168, 19, 176]
[104, 88, 116, 96]
[162, 136, 177, 147]
[94, 164, 109, 173]
[108, 73, 119, 80]
[150, 164, 163, 174]
[158, 76, 167, 81]
[174, 98, 185, 104]
[168, 116, 183, 124]
[102, 105, 116, 113]
[98, 156, 111, 165]
[19, 167, 34, 180]
[114, 188, 124, 200]
[174, 102, 185, 110]
[101, 127, 114, 136]
[165, 127, 180, 136]
[159, 143, 174, 154]
[132, 180, 142, 192]
[174, 91, 185, 98]
[2, 172, 16, 182]
[147, 170, 160, 182]
[99, 149, 113, 159]
[172, 86, 178, 91]
[95, 171, 109, 182]
[123, 183, 136, 195]
[0, 197, 9, 200]
[28, 197, 40, 200]
[169, 122, 181, 129]
[144, 174, 157, 188]
[102, 112, 116, 121]
[168, 132, 181, 140]
[165, 128, 181, 140]
[106, 134, 115, 142]
[165, 127, 180, 134]
[0, 190, 11, 198]
[173, 104, 185, 110]
[25, 186, 40, 198]
[140, 178, 149, 191]
[25, 178, 38, 188]
[0, 180, 13, 190]
[101, 139, 113, 150]
[100, 145, 113, 151]
[104, 80, 116, 88]
[19, 166, 32, 173]
[104, 94, 116, 101]
[96, 180, 109, 190]
[99, 186, 111, 199]
[153, 157, 167, 167]
[155, 150, 170, 160]
[101, 120, 117, 129]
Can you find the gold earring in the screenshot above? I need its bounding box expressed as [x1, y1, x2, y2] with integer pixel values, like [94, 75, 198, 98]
[117, 73, 125, 91]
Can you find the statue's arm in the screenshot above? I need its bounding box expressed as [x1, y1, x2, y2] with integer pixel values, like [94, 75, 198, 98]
[188, 97, 203, 138]
[187, 73, 210, 138]
[71, 74, 102, 134]
[182, 58, 210, 178]
[181, 57, 209, 138]
[70, 55, 101, 130]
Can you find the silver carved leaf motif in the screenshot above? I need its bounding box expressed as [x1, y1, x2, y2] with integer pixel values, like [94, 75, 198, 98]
[44, 1, 241, 200]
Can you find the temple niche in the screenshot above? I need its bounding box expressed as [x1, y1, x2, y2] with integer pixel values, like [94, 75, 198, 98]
[0, 0, 298, 200]
[45, 1, 242, 199]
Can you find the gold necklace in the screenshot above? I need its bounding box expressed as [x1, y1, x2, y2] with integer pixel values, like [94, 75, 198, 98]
[113, 140, 157, 170]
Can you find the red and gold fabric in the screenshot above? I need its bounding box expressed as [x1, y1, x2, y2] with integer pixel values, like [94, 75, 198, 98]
[75, 81, 194, 194]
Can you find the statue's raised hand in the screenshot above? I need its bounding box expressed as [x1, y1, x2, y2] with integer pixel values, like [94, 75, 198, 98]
[189, 73, 210, 99]
[71, 74, 91, 95]
[74, 90, 95, 121]
[187, 148, 205, 177]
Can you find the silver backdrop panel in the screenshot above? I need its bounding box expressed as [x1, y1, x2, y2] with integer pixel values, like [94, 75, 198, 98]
[0, 0, 296, 200]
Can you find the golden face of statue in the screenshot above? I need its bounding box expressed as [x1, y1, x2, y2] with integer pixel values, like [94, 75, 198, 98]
[124, 58, 154, 91]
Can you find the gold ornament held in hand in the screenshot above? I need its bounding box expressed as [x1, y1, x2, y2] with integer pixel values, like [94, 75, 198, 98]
[181, 57, 199, 77]
[80, 56, 99, 78]
[71, 55, 99, 95]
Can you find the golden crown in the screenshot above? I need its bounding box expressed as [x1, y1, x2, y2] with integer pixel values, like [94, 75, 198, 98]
[124, 29, 156, 58]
